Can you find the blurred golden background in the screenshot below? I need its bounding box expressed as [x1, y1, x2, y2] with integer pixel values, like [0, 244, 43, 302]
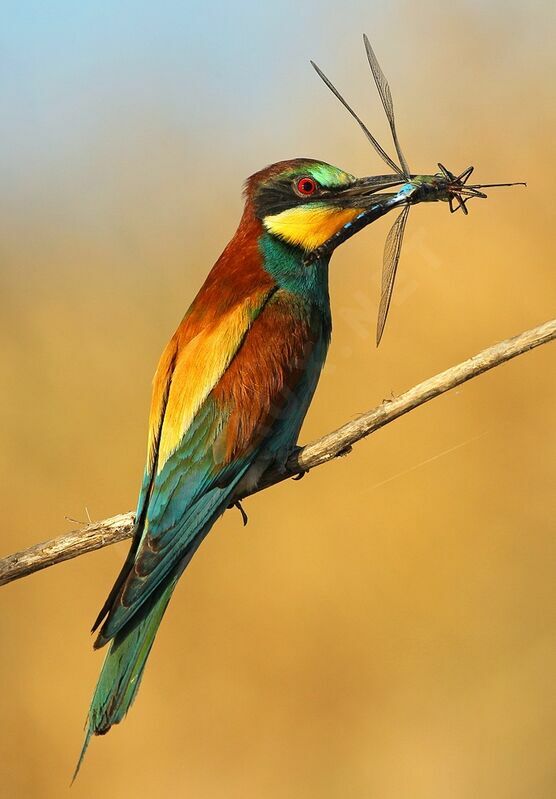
[1, 2, 555, 797]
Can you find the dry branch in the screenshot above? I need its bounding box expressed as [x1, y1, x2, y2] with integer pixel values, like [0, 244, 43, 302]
[1, 318, 554, 588]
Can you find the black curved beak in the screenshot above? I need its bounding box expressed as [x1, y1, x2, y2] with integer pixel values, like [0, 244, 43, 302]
[331, 174, 407, 208]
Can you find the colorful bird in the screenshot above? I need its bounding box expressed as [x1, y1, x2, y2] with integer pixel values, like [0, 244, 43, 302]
[74, 158, 412, 776]
[75, 36, 524, 775]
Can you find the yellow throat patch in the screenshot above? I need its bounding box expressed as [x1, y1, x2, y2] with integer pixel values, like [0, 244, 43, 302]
[263, 205, 364, 251]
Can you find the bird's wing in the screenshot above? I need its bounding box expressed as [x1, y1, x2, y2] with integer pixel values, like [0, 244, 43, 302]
[94, 289, 322, 645]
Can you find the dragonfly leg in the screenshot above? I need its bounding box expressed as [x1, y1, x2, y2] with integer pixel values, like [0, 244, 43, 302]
[438, 162, 455, 180]
[456, 165, 474, 184]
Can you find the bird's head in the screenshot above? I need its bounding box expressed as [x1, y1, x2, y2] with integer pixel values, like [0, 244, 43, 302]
[245, 158, 401, 257]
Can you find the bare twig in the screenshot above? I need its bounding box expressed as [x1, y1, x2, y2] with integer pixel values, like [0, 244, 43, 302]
[1, 319, 554, 588]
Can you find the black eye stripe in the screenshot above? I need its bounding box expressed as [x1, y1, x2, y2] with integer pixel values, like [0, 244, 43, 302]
[254, 177, 353, 218]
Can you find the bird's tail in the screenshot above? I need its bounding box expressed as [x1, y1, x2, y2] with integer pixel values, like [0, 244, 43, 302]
[72, 579, 176, 782]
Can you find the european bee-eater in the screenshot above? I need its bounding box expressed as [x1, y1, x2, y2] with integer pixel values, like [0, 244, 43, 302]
[75, 33, 525, 774]
[75, 158, 415, 774]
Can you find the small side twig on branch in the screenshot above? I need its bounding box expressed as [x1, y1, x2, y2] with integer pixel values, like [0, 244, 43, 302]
[1, 318, 554, 588]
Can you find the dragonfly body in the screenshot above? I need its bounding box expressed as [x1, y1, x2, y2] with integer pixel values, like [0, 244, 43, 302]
[406, 175, 453, 203]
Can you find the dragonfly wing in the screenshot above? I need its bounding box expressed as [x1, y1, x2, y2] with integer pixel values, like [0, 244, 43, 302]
[363, 34, 410, 178]
[311, 60, 403, 176]
[376, 204, 410, 346]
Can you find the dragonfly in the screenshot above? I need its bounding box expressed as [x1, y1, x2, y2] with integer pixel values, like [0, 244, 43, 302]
[309, 34, 526, 345]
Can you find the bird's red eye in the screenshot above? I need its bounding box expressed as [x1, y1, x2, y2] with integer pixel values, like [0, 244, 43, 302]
[296, 176, 318, 196]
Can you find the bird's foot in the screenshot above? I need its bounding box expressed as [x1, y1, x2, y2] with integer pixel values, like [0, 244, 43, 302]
[283, 445, 309, 481]
[292, 470, 307, 481]
[229, 499, 249, 527]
